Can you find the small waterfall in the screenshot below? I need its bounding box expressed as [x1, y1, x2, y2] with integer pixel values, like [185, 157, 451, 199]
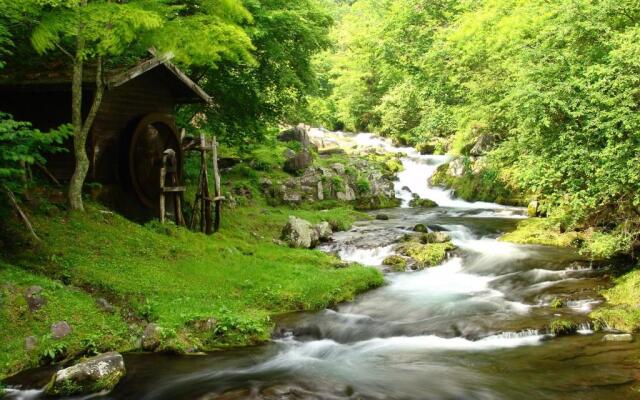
[577, 322, 594, 335]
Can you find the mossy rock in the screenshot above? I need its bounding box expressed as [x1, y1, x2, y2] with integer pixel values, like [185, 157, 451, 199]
[414, 224, 428, 233]
[548, 319, 578, 336]
[45, 352, 126, 396]
[397, 242, 455, 269]
[409, 198, 438, 208]
[382, 255, 407, 272]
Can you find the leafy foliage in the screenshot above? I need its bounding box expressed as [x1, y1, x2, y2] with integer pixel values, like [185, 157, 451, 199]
[0, 113, 71, 191]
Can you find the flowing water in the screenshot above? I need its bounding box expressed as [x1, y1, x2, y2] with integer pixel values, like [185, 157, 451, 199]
[5, 133, 640, 400]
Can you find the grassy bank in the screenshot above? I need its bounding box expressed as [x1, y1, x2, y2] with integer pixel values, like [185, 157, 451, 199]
[0, 199, 382, 379]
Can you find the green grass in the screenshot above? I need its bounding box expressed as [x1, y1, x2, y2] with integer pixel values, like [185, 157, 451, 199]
[0, 263, 130, 379]
[590, 268, 640, 333]
[548, 319, 578, 336]
[0, 201, 382, 379]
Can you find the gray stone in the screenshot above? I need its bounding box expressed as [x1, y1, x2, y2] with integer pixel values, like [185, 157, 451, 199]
[24, 336, 38, 351]
[470, 133, 497, 156]
[25, 285, 46, 312]
[277, 125, 311, 149]
[376, 214, 390, 221]
[283, 148, 296, 159]
[281, 216, 319, 249]
[317, 182, 324, 201]
[603, 334, 633, 342]
[336, 185, 356, 201]
[332, 163, 346, 175]
[528, 201, 539, 218]
[448, 158, 465, 178]
[282, 189, 302, 203]
[284, 150, 312, 174]
[51, 321, 71, 339]
[45, 352, 126, 396]
[142, 323, 161, 351]
[315, 222, 333, 242]
[96, 298, 116, 314]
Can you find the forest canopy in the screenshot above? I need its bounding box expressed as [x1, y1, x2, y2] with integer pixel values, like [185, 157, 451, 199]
[307, 0, 640, 254]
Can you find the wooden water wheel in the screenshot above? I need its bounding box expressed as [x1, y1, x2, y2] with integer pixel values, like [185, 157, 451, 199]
[128, 113, 182, 209]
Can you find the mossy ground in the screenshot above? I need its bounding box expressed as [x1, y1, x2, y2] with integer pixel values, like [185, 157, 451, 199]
[0, 150, 385, 379]
[590, 269, 640, 333]
[499, 218, 581, 248]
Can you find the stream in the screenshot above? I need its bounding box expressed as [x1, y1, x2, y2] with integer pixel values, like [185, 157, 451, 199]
[5, 132, 640, 400]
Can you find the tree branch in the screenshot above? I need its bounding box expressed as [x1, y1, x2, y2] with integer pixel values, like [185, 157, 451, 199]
[3, 185, 40, 242]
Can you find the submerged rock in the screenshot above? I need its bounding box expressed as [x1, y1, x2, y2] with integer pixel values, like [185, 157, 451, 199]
[281, 216, 320, 249]
[375, 214, 390, 221]
[602, 334, 633, 342]
[45, 352, 125, 396]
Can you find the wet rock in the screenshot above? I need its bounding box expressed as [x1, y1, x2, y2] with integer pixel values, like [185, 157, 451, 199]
[25, 285, 46, 312]
[548, 319, 578, 336]
[409, 197, 438, 208]
[375, 214, 390, 220]
[315, 222, 333, 242]
[603, 334, 633, 342]
[44, 352, 126, 396]
[383, 255, 407, 272]
[414, 224, 428, 233]
[96, 298, 115, 313]
[142, 323, 161, 351]
[528, 200, 539, 218]
[284, 150, 312, 174]
[416, 142, 436, 155]
[424, 232, 451, 244]
[24, 336, 38, 351]
[51, 321, 71, 339]
[281, 216, 320, 249]
[401, 186, 412, 193]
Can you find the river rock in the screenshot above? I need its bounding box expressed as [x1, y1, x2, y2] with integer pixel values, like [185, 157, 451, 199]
[409, 197, 438, 208]
[142, 323, 162, 351]
[414, 224, 428, 233]
[44, 352, 126, 396]
[25, 285, 46, 312]
[51, 321, 71, 339]
[315, 222, 333, 242]
[281, 216, 319, 249]
[376, 214, 390, 220]
[602, 334, 633, 342]
[528, 200, 539, 217]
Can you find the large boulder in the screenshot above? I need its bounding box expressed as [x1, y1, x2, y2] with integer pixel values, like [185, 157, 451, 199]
[281, 216, 320, 249]
[284, 150, 312, 174]
[315, 222, 333, 242]
[528, 200, 539, 218]
[278, 125, 311, 150]
[45, 352, 126, 396]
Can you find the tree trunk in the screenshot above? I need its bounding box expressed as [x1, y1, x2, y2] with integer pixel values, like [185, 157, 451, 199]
[68, 1, 105, 211]
[68, 31, 86, 211]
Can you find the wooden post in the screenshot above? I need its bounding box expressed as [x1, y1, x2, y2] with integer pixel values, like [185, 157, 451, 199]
[211, 136, 222, 232]
[159, 155, 167, 223]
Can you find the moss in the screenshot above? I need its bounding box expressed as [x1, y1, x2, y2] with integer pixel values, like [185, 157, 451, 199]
[398, 242, 454, 269]
[548, 319, 578, 336]
[382, 255, 407, 272]
[409, 198, 438, 208]
[45, 367, 124, 396]
[414, 224, 428, 233]
[500, 218, 581, 248]
[430, 162, 524, 206]
[590, 268, 640, 333]
[549, 297, 564, 309]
